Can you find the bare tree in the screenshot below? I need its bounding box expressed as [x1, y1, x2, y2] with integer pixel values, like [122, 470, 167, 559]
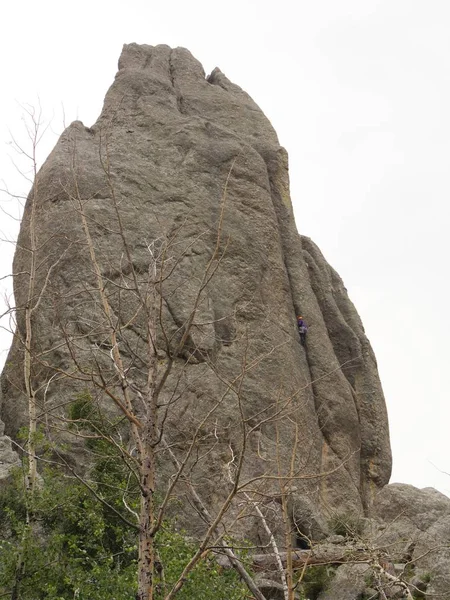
[0, 104, 63, 600]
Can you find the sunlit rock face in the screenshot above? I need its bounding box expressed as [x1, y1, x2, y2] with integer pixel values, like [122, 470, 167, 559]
[0, 44, 391, 536]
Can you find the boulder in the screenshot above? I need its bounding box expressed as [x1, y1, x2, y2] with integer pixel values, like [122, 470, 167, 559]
[371, 483, 450, 596]
[317, 563, 369, 600]
[0, 420, 20, 486]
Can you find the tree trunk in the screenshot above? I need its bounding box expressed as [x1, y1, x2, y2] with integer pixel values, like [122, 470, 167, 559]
[137, 442, 156, 600]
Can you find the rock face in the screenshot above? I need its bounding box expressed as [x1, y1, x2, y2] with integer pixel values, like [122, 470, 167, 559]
[315, 484, 450, 597]
[0, 420, 20, 487]
[317, 563, 369, 600]
[0, 44, 391, 537]
[371, 483, 450, 597]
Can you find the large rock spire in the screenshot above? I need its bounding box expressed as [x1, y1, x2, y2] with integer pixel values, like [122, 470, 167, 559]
[0, 44, 391, 531]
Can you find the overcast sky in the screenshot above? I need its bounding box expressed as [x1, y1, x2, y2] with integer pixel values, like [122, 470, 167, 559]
[1, 0, 449, 494]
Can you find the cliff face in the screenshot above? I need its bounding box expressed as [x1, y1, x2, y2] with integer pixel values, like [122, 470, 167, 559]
[0, 44, 391, 531]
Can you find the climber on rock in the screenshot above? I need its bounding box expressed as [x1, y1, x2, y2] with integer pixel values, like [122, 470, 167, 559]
[297, 316, 308, 346]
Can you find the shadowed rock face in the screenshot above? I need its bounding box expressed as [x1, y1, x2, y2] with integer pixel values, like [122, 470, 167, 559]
[0, 44, 391, 533]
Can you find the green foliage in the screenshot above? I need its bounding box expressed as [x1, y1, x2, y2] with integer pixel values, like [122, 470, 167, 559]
[0, 465, 137, 599]
[411, 572, 432, 599]
[0, 443, 248, 599]
[67, 392, 115, 446]
[328, 512, 364, 539]
[155, 527, 248, 600]
[68, 391, 96, 422]
[297, 565, 336, 600]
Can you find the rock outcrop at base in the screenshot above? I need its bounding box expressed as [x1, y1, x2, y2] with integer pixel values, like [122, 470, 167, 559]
[314, 483, 450, 598]
[0, 421, 19, 486]
[371, 483, 450, 597]
[0, 44, 391, 536]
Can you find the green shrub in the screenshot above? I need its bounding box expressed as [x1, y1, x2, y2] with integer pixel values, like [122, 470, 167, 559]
[297, 565, 336, 599]
[411, 572, 432, 599]
[0, 456, 248, 600]
[328, 513, 364, 538]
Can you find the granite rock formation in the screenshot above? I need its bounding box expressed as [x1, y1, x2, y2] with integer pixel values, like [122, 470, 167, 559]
[0, 44, 391, 540]
[371, 483, 450, 597]
[0, 422, 19, 487]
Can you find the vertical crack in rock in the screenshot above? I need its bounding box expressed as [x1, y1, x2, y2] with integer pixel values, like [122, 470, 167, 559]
[300, 241, 367, 495]
[169, 49, 185, 114]
[259, 148, 363, 500]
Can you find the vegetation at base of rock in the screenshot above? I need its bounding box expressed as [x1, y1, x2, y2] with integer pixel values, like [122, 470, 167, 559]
[327, 513, 364, 539]
[0, 457, 248, 599]
[296, 565, 336, 599]
[411, 573, 432, 600]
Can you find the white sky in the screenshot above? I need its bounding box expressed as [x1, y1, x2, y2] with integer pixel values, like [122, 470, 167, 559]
[1, 0, 449, 494]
